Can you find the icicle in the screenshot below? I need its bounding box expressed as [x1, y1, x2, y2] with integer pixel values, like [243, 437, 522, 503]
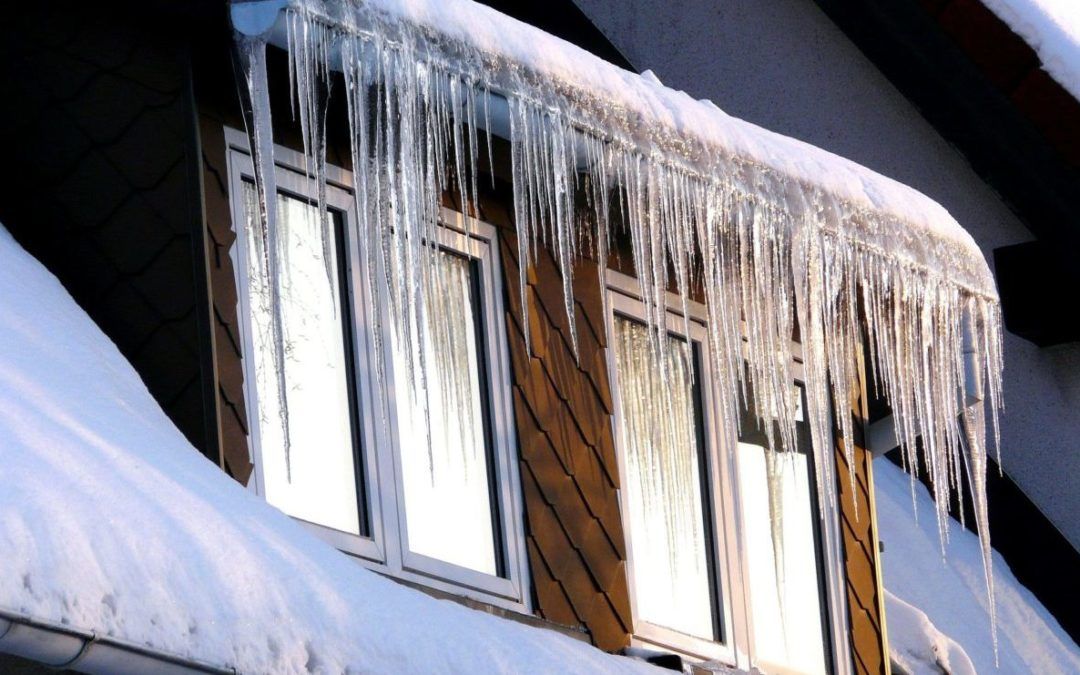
[509, 100, 580, 357]
[285, 9, 336, 296]
[763, 445, 788, 626]
[236, 33, 293, 481]
[232, 0, 1006, 648]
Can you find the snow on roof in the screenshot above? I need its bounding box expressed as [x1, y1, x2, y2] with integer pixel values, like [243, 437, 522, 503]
[980, 0, 1080, 102]
[874, 460, 1080, 674]
[0, 223, 655, 673]
[360, 0, 976, 250]
[885, 590, 976, 675]
[234, 0, 995, 296]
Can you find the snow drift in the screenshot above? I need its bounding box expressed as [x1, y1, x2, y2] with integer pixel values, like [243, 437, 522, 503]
[875, 459, 1080, 675]
[0, 222, 654, 673]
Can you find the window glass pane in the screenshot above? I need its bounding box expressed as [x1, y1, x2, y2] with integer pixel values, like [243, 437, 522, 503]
[243, 183, 362, 535]
[613, 316, 715, 640]
[392, 251, 499, 576]
[737, 386, 828, 674]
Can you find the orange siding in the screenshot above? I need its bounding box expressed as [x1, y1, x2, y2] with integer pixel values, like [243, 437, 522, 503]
[836, 384, 889, 674]
[474, 194, 634, 652]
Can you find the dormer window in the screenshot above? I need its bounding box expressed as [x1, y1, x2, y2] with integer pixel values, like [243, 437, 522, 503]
[226, 130, 530, 611]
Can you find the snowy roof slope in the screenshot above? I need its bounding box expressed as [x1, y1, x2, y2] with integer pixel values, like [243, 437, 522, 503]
[874, 460, 1080, 674]
[980, 0, 1080, 101]
[0, 223, 654, 674]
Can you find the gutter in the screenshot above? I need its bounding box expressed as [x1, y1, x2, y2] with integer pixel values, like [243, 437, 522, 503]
[0, 608, 235, 675]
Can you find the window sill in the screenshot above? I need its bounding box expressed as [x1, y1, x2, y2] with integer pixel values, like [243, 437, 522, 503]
[380, 573, 590, 644]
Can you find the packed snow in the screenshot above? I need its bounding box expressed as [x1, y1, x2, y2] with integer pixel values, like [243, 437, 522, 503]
[875, 459, 1080, 675]
[980, 0, 1080, 101]
[886, 590, 976, 675]
[0, 223, 656, 673]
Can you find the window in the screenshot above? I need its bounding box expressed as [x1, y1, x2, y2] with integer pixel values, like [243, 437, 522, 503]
[390, 249, 501, 577]
[612, 317, 715, 640]
[226, 129, 529, 611]
[607, 286, 735, 663]
[606, 272, 847, 673]
[240, 183, 366, 537]
[737, 386, 833, 675]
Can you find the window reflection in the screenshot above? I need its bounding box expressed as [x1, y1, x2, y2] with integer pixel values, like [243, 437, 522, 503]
[392, 251, 500, 576]
[243, 183, 363, 535]
[613, 316, 717, 641]
[737, 385, 829, 675]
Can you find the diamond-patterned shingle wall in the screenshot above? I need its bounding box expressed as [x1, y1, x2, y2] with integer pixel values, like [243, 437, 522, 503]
[486, 203, 634, 652]
[0, 3, 215, 459]
[837, 384, 888, 674]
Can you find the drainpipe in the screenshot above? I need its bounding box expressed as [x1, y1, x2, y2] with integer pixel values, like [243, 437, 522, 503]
[867, 315, 984, 456]
[0, 609, 235, 675]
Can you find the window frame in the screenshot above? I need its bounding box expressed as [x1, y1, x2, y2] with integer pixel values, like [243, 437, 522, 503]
[604, 275, 741, 664]
[733, 382, 841, 675]
[224, 127, 531, 613]
[604, 269, 852, 674]
[376, 222, 528, 604]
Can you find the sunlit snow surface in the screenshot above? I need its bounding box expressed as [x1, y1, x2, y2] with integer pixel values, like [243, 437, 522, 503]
[886, 590, 976, 675]
[0, 224, 657, 673]
[980, 0, 1080, 101]
[875, 459, 1080, 675]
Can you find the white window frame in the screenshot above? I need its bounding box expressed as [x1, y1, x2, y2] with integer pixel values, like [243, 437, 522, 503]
[224, 127, 531, 613]
[604, 270, 851, 674]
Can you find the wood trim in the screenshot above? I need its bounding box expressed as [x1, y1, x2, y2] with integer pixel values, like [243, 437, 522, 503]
[197, 113, 253, 484]
[835, 363, 889, 674]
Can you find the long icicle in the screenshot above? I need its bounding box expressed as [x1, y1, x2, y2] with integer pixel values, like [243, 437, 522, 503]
[237, 34, 293, 481]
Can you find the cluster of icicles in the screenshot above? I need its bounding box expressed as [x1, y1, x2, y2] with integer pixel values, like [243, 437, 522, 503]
[234, 0, 1005, 651]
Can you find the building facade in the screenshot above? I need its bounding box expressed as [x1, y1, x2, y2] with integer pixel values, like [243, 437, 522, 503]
[6, 1, 1059, 672]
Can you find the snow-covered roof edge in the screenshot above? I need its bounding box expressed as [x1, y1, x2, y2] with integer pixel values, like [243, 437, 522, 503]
[233, 0, 995, 298]
[980, 0, 1080, 103]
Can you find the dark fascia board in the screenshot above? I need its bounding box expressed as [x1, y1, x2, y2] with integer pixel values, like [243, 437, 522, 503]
[994, 242, 1080, 345]
[473, 0, 635, 72]
[812, 0, 1080, 320]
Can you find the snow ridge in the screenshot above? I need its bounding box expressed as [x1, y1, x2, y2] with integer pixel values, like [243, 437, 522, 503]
[981, 0, 1080, 102]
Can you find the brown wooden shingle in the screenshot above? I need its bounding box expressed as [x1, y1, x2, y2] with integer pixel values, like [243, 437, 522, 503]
[500, 221, 632, 650]
[835, 388, 888, 674]
[198, 112, 253, 485]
